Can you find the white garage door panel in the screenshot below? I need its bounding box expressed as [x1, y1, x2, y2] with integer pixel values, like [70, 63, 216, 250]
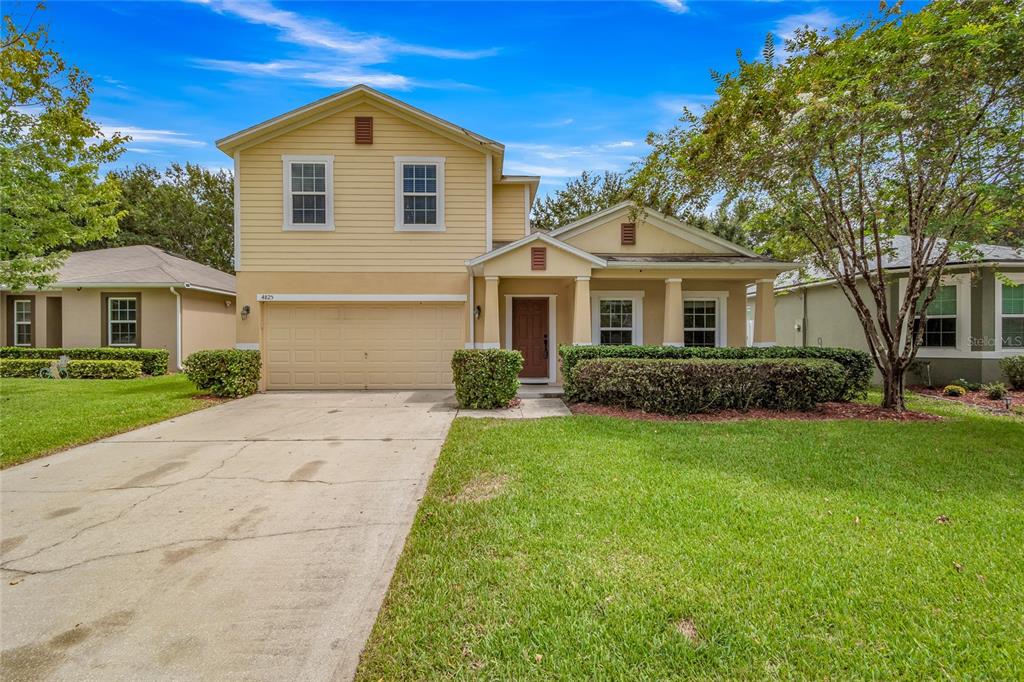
[265, 303, 463, 389]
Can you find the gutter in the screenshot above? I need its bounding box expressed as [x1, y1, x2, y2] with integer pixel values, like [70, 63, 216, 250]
[170, 286, 182, 371]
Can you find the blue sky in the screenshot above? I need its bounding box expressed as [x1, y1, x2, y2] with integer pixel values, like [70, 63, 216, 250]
[19, 0, 906, 196]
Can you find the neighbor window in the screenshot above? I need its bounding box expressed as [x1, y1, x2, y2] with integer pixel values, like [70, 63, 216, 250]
[107, 297, 138, 346]
[394, 157, 445, 231]
[598, 299, 634, 345]
[1002, 283, 1024, 349]
[13, 299, 32, 346]
[916, 285, 957, 347]
[684, 299, 718, 347]
[282, 155, 333, 230]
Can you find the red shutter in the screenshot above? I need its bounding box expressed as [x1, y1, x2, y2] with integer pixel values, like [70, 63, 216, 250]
[354, 116, 373, 144]
[621, 222, 637, 245]
[531, 247, 546, 270]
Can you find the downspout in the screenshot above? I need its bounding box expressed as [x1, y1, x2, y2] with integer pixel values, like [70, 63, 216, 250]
[801, 288, 808, 347]
[466, 266, 475, 348]
[170, 287, 182, 370]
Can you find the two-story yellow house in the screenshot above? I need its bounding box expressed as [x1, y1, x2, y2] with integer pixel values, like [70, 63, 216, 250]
[218, 85, 793, 390]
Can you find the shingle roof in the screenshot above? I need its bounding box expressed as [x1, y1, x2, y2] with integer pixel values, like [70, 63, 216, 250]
[53, 246, 236, 294]
[598, 254, 789, 265]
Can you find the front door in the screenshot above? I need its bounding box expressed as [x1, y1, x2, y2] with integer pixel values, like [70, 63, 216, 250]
[512, 298, 549, 379]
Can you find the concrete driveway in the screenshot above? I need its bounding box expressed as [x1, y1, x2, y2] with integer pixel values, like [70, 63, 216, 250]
[0, 391, 457, 681]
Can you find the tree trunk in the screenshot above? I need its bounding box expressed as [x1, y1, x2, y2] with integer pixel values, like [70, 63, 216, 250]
[880, 366, 906, 412]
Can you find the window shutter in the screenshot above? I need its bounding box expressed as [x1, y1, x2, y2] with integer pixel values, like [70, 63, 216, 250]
[354, 116, 373, 144]
[621, 222, 636, 246]
[531, 247, 546, 271]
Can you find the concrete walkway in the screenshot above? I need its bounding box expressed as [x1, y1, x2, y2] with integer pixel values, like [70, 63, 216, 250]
[0, 391, 458, 682]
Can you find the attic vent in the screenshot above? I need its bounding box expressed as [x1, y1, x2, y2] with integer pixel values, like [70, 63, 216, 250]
[621, 222, 637, 246]
[355, 116, 373, 144]
[531, 247, 547, 271]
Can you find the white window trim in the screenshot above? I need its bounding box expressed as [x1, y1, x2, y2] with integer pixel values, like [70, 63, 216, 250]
[591, 291, 644, 346]
[899, 274, 971, 358]
[107, 296, 138, 347]
[504, 294, 557, 383]
[394, 156, 446, 232]
[282, 155, 335, 231]
[13, 299, 31, 347]
[684, 291, 729, 348]
[995, 273, 1024, 353]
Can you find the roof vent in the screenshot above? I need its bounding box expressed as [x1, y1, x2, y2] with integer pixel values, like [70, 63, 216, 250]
[621, 222, 636, 246]
[355, 116, 373, 144]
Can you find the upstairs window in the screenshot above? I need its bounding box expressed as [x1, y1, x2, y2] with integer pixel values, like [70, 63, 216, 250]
[13, 299, 32, 346]
[394, 157, 445, 231]
[282, 155, 334, 230]
[1001, 283, 1024, 349]
[916, 285, 957, 347]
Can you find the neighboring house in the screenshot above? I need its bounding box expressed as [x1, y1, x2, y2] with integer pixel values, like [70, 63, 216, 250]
[219, 85, 794, 390]
[749, 236, 1024, 385]
[1, 246, 237, 371]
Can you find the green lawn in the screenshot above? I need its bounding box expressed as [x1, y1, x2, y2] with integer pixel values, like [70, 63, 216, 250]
[0, 375, 208, 468]
[358, 395, 1024, 680]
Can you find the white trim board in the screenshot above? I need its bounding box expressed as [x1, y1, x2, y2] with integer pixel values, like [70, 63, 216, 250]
[255, 293, 466, 302]
[504, 294, 557, 383]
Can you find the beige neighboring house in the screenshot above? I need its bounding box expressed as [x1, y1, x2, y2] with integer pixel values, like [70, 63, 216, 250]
[219, 84, 795, 391]
[1, 246, 236, 371]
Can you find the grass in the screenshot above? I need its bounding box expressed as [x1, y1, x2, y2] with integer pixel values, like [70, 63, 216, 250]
[357, 394, 1024, 680]
[0, 375, 208, 468]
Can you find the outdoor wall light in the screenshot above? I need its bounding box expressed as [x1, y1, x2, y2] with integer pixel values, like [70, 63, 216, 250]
[474, 305, 481, 320]
[241, 304, 251, 320]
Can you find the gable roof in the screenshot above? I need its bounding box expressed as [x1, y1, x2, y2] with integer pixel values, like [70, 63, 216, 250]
[216, 84, 505, 158]
[549, 202, 761, 258]
[50, 246, 236, 294]
[465, 231, 608, 268]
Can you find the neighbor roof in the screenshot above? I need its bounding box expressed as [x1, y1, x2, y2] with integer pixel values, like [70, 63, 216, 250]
[51, 246, 236, 294]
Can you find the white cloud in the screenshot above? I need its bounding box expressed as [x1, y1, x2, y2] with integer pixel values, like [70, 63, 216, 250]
[606, 140, 636, 149]
[101, 124, 207, 148]
[504, 140, 644, 181]
[188, 0, 497, 90]
[653, 0, 689, 14]
[535, 117, 575, 128]
[772, 9, 841, 55]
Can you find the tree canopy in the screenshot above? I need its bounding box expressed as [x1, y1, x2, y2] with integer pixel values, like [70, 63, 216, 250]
[0, 5, 126, 289]
[632, 0, 1024, 409]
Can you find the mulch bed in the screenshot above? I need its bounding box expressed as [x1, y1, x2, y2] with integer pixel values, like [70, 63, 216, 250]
[569, 401, 941, 423]
[911, 386, 1024, 412]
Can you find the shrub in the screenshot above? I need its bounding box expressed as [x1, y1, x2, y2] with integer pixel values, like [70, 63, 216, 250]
[950, 377, 981, 391]
[943, 384, 967, 397]
[1001, 355, 1024, 389]
[981, 382, 1008, 400]
[571, 358, 846, 415]
[183, 349, 261, 398]
[451, 349, 523, 409]
[0, 358, 141, 379]
[559, 345, 871, 402]
[0, 346, 168, 375]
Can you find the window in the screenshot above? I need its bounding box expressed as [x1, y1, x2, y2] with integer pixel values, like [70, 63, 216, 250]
[1002, 283, 1024, 349]
[282, 155, 333, 230]
[13, 299, 32, 346]
[684, 299, 718, 347]
[394, 157, 445, 231]
[591, 292, 643, 346]
[107, 297, 138, 346]
[916, 285, 957, 348]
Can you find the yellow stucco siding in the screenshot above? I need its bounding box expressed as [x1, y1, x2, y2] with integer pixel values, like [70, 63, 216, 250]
[476, 244, 594, 278]
[237, 101, 488, 273]
[563, 217, 716, 255]
[493, 183, 528, 243]
[181, 290, 237, 360]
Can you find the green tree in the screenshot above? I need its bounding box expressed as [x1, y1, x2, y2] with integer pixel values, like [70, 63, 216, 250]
[531, 170, 632, 231]
[633, 0, 1024, 411]
[91, 163, 234, 272]
[0, 5, 126, 289]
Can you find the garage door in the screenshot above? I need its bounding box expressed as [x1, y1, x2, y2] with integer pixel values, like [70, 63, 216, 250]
[264, 303, 464, 389]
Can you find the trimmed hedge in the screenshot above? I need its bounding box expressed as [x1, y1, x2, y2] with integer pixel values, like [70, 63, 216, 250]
[559, 344, 871, 402]
[0, 346, 169, 375]
[183, 349, 261, 398]
[572, 358, 846, 414]
[1001, 355, 1024, 389]
[0, 358, 142, 379]
[452, 349, 524, 409]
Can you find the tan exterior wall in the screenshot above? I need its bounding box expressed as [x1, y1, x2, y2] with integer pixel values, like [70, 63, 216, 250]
[181, 290, 237, 362]
[237, 101, 488, 273]
[563, 218, 715, 255]
[478, 245, 593, 278]
[492, 183, 528, 243]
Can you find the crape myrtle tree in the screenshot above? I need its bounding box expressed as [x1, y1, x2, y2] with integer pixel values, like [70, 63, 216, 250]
[632, 0, 1024, 411]
[0, 4, 126, 289]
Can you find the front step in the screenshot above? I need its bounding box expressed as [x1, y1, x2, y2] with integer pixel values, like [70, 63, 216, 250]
[517, 385, 564, 399]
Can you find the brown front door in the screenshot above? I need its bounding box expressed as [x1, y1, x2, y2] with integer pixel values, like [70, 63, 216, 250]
[512, 298, 549, 378]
